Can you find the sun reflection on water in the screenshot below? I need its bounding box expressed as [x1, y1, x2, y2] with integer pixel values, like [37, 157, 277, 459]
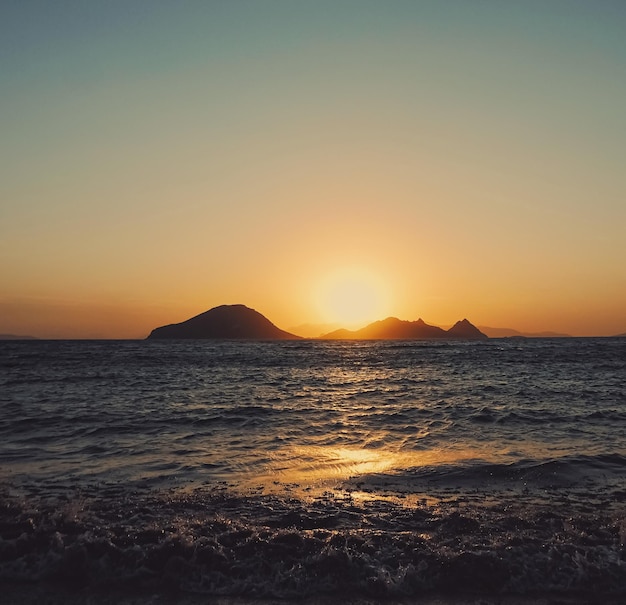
[296, 446, 400, 478]
[249, 445, 502, 496]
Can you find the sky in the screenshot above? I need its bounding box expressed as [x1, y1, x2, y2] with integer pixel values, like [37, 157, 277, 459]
[1, 0, 625, 338]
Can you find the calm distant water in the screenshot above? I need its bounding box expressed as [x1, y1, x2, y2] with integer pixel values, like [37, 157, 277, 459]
[1, 338, 625, 601]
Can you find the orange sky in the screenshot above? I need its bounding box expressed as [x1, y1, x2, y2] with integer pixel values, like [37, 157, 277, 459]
[1, 2, 625, 338]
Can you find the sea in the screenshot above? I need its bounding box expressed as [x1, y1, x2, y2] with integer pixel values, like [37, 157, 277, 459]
[1, 338, 625, 603]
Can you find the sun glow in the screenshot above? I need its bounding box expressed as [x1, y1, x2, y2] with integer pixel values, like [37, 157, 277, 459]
[316, 268, 391, 328]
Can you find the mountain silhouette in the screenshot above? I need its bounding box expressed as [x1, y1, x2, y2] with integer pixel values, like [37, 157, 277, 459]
[321, 317, 487, 340]
[147, 304, 300, 340]
[446, 318, 489, 339]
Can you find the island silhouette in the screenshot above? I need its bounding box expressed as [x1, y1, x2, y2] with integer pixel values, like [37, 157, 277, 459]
[147, 304, 488, 340]
[147, 304, 300, 340]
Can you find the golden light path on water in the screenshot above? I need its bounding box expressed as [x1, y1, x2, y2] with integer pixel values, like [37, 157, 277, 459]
[245, 445, 511, 498]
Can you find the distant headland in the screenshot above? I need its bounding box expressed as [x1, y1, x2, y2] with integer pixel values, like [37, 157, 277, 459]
[147, 305, 488, 340]
[0, 334, 39, 340]
[321, 317, 487, 340]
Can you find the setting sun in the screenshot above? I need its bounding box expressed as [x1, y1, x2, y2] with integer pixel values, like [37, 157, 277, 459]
[316, 269, 391, 327]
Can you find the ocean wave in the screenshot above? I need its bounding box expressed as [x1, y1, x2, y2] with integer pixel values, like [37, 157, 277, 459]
[345, 453, 626, 493]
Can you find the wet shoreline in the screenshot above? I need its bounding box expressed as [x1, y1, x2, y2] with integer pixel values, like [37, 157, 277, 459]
[1, 480, 624, 603]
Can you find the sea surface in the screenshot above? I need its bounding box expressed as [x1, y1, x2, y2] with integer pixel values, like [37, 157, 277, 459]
[1, 338, 625, 602]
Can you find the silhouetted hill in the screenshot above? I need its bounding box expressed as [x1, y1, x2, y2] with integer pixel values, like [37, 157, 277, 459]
[147, 305, 300, 340]
[321, 317, 487, 340]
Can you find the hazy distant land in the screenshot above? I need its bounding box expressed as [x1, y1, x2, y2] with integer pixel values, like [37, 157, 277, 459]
[477, 326, 571, 338]
[291, 323, 572, 339]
